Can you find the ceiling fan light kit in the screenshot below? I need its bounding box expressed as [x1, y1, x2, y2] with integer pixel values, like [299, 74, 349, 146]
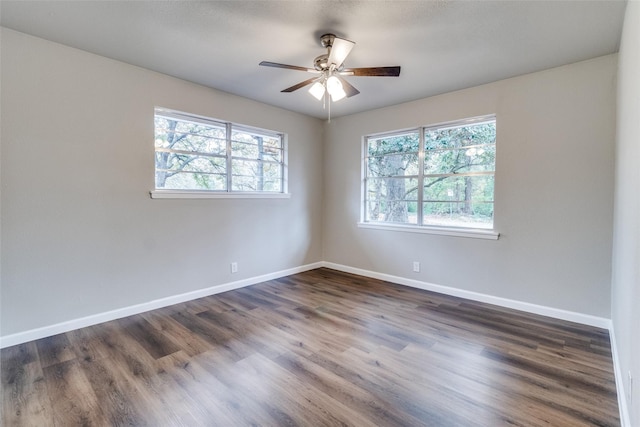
[308, 81, 326, 100]
[260, 33, 401, 119]
[326, 75, 347, 101]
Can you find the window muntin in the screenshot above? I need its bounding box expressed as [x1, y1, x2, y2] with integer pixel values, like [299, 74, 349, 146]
[154, 109, 285, 193]
[364, 116, 496, 230]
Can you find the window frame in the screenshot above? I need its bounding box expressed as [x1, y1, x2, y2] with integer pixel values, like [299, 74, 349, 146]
[359, 115, 499, 240]
[150, 108, 288, 199]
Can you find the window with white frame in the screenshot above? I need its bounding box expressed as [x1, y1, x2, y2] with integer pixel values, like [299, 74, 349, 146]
[154, 108, 286, 194]
[363, 115, 496, 230]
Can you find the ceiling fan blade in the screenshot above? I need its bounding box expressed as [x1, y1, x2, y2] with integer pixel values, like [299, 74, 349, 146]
[328, 36, 355, 67]
[259, 61, 317, 73]
[336, 76, 360, 98]
[281, 77, 321, 93]
[341, 66, 401, 77]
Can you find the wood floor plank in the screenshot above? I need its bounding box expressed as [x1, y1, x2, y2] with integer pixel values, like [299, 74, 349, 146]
[169, 310, 255, 362]
[91, 320, 198, 425]
[273, 350, 430, 427]
[154, 350, 241, 425]
[140, 310, 211, 357]
[1, 268, 621, 426]
[35, 334, 76, 369]
[1, 342, 52, 426]
[66, 325, 111, 364]
[238, 351, 381, 427]
[192, 349, 291, 425]
[117, 315, 180, 360]
[78, 354, 148, 426]
[42, 359, 109, 426]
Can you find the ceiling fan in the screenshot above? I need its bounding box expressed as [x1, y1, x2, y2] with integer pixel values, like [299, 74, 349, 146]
[259, 33, 401, 105]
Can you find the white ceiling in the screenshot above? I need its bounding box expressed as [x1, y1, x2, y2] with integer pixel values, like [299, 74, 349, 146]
[0, 1, 627, 119]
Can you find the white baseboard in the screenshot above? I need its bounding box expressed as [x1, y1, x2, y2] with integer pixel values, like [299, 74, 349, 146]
[321, 262, 611, 329]
[0, 262, 323, 349]
[609, 325, 632, 427]
[3, 260, 611, 349]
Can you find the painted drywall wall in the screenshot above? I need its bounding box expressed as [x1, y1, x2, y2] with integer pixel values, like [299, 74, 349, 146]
[0, 28, 324, 336]
[323, 55, 617, 318]
[611, 1, 640, 425]
[0, 26, 619, 341]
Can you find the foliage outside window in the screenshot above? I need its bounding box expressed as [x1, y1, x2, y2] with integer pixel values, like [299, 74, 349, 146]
[154, 108, 286, 193]
[364, 116, 496, 229]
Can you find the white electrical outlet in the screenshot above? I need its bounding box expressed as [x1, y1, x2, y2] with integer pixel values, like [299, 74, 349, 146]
[413, 261, 420, 272]
[231, 262, 238, 273]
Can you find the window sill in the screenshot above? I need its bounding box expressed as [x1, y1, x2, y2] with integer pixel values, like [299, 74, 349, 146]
[150, 190, 291, 199]
[357, 222, 500, 240]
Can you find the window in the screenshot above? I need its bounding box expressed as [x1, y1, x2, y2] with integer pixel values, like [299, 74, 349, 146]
[153, 108, 286, 196]
[363, 115, 496, 231]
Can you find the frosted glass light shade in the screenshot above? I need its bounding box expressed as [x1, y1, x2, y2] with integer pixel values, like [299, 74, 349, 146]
[308, 82, 325, 100]
[330, 87, 346, 101]
[326, 76, 346, 102]
[326, 76, 341, 94]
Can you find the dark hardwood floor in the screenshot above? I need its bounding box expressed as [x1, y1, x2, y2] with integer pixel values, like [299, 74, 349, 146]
[1, 268, 620, 426]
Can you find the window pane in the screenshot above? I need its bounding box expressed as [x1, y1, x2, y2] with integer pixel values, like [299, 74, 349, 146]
[232, 141, 282, 162]
[158, 171, 227, 191]
[232, 176, 282, 192]
[368, 153, 419, 178]
[159, 134, 226, 155]
[424, 122, 496, 150]
[423, 201, 493, 229]
[423, 175, 494, 202]
[367, 132, 419, 156]
[155, 117, 226, 155]
[366, 177, 418, 224]
[367, 177, 419, 200]
[232, 129, 280, 147]
[173, 120, 224, 139]
[366, 200, 418, 224]
[423, 175, 494, 228]
[231, 130, 282, 161]
[156, 153, 226, 173]
[424, 145, 495, 174]
[232, 160, 282, 192]
[232, 141, 259, 159]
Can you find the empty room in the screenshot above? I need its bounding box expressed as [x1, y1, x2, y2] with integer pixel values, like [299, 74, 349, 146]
[1, 1, 638, 426]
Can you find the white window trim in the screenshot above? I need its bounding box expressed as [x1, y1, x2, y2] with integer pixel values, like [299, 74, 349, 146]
[152, 108, 289, 197]
[360, 114, 498, 239]
[150, 190, 290, 199]
[357, 221, 499, 240]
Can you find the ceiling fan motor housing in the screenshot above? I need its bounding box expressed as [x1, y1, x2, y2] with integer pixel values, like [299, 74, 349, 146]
[320, 33, 336, 49]
[316, 34, 343, 71]
[314, 54, 330, 71]
[314, 56, 345, 72]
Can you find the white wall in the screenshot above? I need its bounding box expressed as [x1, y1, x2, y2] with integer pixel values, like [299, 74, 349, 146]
[324, 55, 617, 318]
[611, 1, 640, 425]
[0, 27, 620, 342]
[0, 28, 324, 337]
